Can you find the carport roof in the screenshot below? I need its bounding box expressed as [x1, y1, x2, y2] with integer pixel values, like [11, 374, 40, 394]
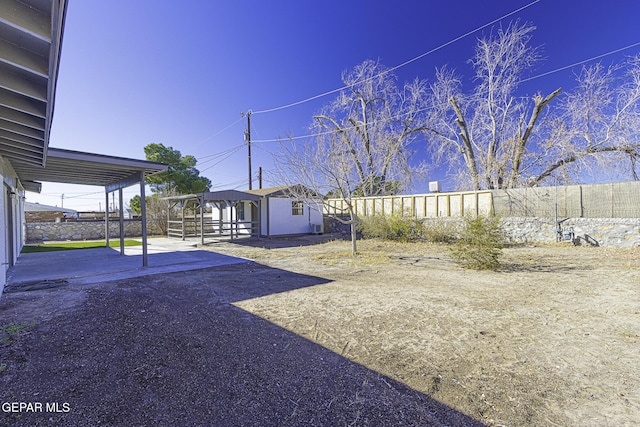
[11, 147, 167, 191]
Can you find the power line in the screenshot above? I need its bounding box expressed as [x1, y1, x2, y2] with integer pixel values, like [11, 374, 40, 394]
[199, 144, 245, 173]
[251, 0, 541, 115]
[520, 40, 640, 83]
[63, 191, 103, 199]
[250, 39, 640, 145]
[192, 117, 245, 148]
[197, 143, 247, 164]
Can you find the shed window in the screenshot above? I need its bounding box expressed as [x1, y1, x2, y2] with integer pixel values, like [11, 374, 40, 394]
[292, 201, 304, 216]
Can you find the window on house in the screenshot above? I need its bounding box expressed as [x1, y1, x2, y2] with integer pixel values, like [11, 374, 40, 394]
[292, 201, 303, 216]
[236, 202, 245, 221]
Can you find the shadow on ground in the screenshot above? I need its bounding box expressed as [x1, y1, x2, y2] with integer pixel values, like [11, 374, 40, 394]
[0, 262, 484, 426]
[205, 233, 349, 250]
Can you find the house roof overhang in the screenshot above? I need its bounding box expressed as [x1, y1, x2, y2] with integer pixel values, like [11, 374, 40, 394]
[0, 0, 68, 166]
[11, 147, 168, 192]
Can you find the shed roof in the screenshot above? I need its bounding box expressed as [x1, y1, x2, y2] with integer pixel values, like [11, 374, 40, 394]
[246, 185, 322, 198]
[245, 186, 291, 197]
[162, 190, 261, 203]
[163, 185, 322, 203]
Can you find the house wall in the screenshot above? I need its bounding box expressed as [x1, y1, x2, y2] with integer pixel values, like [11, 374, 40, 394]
[236, 201, 253, 234]
[208, 197, 323, 237]
[260, 199, 268, 236]
[0, 156, 24, 295]
[265, 197, 323, 236]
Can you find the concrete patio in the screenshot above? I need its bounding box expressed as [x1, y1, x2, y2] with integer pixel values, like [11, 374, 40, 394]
[5, 238, 249, 289]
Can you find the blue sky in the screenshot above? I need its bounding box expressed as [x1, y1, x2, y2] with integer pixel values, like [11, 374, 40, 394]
[29, 0, 640, 210]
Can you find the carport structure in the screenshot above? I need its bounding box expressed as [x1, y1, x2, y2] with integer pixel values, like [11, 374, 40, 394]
[11, 147, 167, 266]
[0, 0, 166, 292]
[164, 190, 261, 244]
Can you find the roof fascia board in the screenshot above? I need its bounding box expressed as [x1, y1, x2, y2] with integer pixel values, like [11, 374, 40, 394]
[48, 147, 167, 171]
[105, 171, 145, 193]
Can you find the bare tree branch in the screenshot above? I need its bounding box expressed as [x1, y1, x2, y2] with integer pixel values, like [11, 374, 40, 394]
[274, 60, 429, 253]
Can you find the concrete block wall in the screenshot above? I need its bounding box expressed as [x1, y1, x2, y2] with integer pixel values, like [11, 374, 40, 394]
[26, 221, 143, 243]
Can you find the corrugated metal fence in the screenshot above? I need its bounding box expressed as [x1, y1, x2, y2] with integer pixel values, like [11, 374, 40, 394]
[325, 181, 640, 219]
[492, 181, 640, 218]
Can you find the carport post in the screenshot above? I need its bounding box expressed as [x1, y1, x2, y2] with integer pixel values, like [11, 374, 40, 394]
[119, 188, 125, 255]
[140, 171, 148, 267]
[181, 202, 185, 241]
[200, 195, 204, 245]
[105, 191, 110, 247]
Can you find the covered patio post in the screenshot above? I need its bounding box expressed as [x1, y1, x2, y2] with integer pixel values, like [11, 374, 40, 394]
[200, 195, 204, 245]
[140, 171, 148, 267]
[105, 191, 110, 247]
[119, 188, 125, 255]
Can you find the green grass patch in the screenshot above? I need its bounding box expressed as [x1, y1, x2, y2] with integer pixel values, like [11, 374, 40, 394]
[21, 240, 142, 253]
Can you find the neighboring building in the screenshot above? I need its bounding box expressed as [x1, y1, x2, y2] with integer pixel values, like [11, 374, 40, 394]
[25, 202, 78, 222]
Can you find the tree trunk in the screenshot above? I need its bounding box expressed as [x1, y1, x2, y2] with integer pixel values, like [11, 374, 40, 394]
[449, 96, 481, 190]
[349, 210, 358, 255]
[509, 88, 562, 187]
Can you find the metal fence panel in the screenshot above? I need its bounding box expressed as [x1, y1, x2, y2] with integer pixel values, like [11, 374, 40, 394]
[492, 181, 640, 218]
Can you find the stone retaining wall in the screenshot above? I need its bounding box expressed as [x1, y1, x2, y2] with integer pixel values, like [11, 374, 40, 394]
[500, 217, 640, 247]
[26, 221, 143, 243]
[325, 216, 640, 248]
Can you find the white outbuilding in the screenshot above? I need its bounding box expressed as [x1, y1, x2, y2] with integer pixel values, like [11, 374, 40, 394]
[245, 186, 324, 237]
[165, 185, 324, 241]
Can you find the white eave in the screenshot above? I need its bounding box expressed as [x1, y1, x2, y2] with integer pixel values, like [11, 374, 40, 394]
[0, 0, 67, 166]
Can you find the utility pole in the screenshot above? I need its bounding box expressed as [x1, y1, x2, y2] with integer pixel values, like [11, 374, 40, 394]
[61, 194, 64, 208]
[258, 167, 262, 189]
[243, 111, 252, 190]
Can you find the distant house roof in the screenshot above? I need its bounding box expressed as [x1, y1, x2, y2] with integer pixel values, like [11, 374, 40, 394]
[25, 201, 77, 214]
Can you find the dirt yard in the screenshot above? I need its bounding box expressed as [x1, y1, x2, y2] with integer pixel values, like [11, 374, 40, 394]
[211, 237, 640, 426]
[1, 236, 638, 426]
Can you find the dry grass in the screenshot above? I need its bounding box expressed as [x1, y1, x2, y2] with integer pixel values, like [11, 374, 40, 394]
[207, 237, 640, 427]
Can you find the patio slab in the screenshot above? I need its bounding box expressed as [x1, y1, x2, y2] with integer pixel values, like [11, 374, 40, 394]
[5, 237, 250, 288]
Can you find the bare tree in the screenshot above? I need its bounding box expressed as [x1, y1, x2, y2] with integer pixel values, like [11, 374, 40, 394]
[274, 60, 429, 254]
[427, 22, 562, 190]
[530, 56, 640, 185]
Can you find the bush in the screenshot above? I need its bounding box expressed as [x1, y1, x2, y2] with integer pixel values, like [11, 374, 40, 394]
[358, 215, 425, 243]
[450, 215, 505, 270]
[422, 219, 459, 243]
